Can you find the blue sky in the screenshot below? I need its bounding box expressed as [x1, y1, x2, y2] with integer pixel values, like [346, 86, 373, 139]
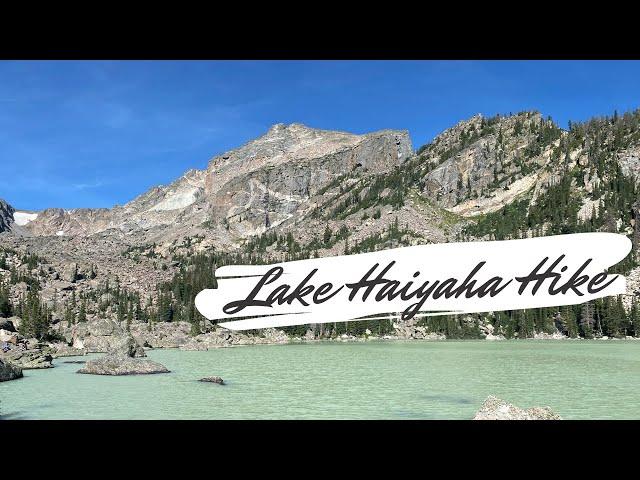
[1, 60, 640, 211]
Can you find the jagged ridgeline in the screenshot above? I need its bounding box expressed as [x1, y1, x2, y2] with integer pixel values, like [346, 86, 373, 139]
[1, 111, 639, 340]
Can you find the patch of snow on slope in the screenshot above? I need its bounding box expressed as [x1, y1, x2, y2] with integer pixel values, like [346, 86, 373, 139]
[13, 211, 38, 226]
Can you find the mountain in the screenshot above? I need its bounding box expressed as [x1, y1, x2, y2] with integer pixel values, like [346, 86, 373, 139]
[2, 110, 640, 344]
[7, 123, 412, 245]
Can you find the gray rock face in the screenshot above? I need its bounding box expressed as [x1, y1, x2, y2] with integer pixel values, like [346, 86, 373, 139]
[0, 358, 22, 381]
[77, 354, 169, 375]
[1, 347, 53, 369]
[206, 124, 412, 237]
[420, 112, 550, 210]
[0, 198, 15, 233]
[473, 395, 561, 420]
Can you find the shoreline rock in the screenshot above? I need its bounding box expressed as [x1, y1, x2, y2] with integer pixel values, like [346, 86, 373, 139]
[473, 395, 561, 420]
[0, 358, 23, 382]
[48, 342, 87, 358]
[1, 347, 53, 369]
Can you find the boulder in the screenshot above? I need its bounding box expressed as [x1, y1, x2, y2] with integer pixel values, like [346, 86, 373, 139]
[0, 318, 17, 332]
[199, 376, 225, 385]
[473, 395, 561, 420]
[0, 328, 18, 344]
[62, 262, 78, 283]
[1, 347, 53, 369]
[0, 358, 22, 381]
[77, 354, 169, 376]
[107, 334, 146, 358]
[87, 318, 123, 337]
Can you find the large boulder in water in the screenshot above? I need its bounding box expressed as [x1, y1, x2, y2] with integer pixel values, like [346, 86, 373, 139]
[0, 358, 23, 382]
[473, 395, 562, 420]
[76, 329, 159, 376]
[77, 354, 169, 376]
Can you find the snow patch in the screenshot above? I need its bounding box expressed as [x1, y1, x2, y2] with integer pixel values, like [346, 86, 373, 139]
[13, 211, 38, 226]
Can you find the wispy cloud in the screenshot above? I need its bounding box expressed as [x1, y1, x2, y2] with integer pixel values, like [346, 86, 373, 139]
[72, 181, 105, 191]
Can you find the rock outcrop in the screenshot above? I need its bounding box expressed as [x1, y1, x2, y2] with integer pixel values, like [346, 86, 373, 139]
[71, 318, 128, 353]
[76, 328, 167, 375]
[0, 198, 15, 233]
[473, 395, 562, 420]
[1, 347, 53, 369]
[0, 358, 22, 381]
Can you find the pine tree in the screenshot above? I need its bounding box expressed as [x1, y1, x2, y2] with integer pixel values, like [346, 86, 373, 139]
[0, 281, 12, 318]
[77, 298, 87, 323]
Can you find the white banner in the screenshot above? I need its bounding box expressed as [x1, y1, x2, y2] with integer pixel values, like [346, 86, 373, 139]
[195, 233, 632, 330]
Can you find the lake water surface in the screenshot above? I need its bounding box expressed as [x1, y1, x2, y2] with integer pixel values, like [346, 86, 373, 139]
[2, 340, 639, 419]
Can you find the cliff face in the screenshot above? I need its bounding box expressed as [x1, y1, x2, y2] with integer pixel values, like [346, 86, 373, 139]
[417, 112, 560, 215]
[0, 198, 15, 233]
[204, 124, 412, 237]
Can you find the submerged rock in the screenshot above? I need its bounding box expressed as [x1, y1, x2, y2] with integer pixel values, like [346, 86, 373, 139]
[0, 358, 23, 382]
[473, 395, 561, 420]
[199, 376, 224, 385]
[77, 354, 169, 376]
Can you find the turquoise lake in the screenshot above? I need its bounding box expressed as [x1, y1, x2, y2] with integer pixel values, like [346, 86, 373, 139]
[1, 340, 639, 419]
